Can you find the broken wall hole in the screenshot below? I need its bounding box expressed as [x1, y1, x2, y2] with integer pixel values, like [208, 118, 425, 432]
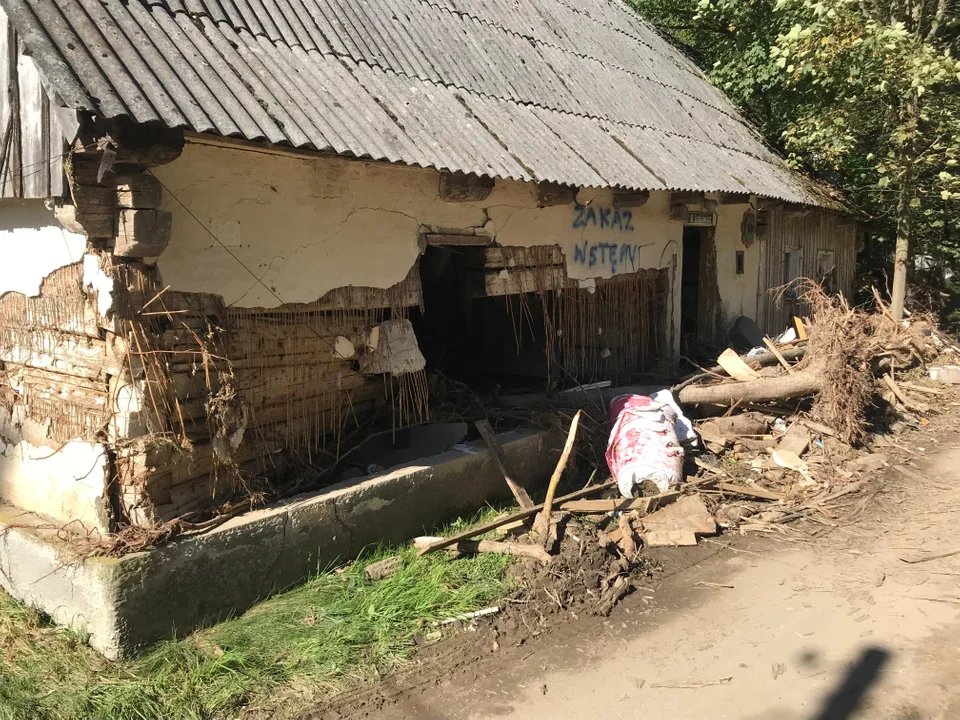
[412, 244, 673, 395]
[411, 244, 553, 393]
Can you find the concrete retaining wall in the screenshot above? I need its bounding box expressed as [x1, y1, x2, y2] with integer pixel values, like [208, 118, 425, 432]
[0, 428, 559, 658]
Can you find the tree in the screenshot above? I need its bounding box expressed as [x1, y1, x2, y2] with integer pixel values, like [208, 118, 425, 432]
[774, 0, 960, 318]
[632, 0, 960, 319]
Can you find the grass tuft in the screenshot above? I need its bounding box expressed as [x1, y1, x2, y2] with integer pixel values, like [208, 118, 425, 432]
[0, 507, 511, 719]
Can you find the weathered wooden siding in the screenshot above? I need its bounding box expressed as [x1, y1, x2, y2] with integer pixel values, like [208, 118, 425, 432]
[465, 245, 672, 383]
[0, 7, 70, 199]
[756, 207, 857, 335]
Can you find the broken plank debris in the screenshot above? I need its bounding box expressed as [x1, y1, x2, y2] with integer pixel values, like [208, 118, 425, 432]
[417, 479, 618, 556]
[643, 529, 698, 547]
[560, 491, 680, 515]
[641, 495, 716, 536]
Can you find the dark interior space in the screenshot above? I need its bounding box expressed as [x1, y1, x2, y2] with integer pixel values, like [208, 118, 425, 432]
[410, 245, 552, 393]
[680, 226, 702, 354]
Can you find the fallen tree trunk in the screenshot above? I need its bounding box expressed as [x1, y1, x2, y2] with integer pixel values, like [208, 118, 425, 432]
[678, 365, 823, 405]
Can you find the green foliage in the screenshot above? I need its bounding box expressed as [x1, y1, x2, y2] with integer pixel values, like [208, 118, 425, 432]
[632, 0, 960, 305]
[0, 509, 511, 719]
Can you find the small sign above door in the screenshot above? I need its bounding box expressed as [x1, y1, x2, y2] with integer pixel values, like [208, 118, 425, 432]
[686, 211, 716, 227]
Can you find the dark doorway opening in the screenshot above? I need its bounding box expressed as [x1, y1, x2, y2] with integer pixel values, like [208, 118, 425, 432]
[680, 226, 702, 354]
[410, 245, 551, 394]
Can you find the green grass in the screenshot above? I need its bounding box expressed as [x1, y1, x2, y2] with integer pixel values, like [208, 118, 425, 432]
[0, 509, 512, 719]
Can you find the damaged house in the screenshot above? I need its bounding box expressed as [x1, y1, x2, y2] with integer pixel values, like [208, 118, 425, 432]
[0, 0, 857, 653]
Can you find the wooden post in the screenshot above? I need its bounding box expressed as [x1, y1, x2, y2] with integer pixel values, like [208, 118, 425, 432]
[533, 410, 581, 539]
[475, 419, 535, 510]
[6, 23, 22, 198]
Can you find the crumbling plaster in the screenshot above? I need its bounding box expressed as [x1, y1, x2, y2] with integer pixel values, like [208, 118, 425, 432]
[0, 201, 111, 532]
[0, 200, 86, 298]
[152, 143, 683, 308]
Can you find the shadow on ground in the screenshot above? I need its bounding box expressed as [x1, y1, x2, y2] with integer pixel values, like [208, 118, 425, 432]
[808, 647, 889, 720]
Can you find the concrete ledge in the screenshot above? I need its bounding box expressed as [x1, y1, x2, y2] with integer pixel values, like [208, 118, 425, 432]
[0, 428, 559, 658]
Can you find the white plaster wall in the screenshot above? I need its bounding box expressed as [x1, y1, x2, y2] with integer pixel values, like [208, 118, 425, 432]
[0, 438, 109, 532]
[713, 201, 761, 330]
[0, 406, 108, 532]
[152, 143, 682, 307]
[0, 200, 86, 296]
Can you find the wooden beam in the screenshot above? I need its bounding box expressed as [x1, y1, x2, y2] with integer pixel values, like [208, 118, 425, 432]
[424, 233, 494, 247]
[116, 173, 163, 209]
[763, 337, 796, 374]
[671, 191, 705, 205]
[537, 182, 578, 207]
[612, 190, 650, 208]
[115, 209, 173, 257]
[439, 171, 494, 202]
[718, 193, 751, 205]
[475, 267, 566, 297]
[480, 246, 565, 268]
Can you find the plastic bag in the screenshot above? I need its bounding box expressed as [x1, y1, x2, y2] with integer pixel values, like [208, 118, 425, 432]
[606, 394, 685, 498]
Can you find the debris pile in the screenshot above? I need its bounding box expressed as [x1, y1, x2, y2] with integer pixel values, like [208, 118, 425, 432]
[390, 284, 958, 622]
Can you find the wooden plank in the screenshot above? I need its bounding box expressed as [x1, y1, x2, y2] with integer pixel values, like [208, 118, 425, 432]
[798, 418, 837, 437]
[763, 337, 796, 374]
[418, 479, 618, 556]
[476, 419, 534, 510]
[424, 233, 494, 246]
[477, 267, 567, 297]
[413, 536, 551, 563]
[898, 382, 944, 396]
[793, 316, 808, 341]
[641, 495, 716, 536]
[6, 19, 22, 199]
[643, 529, 698, 547]
[480, 246, 565, 268]
[560, 491, 681, 514]
[717, 348, 761, 381]
[777, 423, 810, 457]
[883, 374, 929, 412]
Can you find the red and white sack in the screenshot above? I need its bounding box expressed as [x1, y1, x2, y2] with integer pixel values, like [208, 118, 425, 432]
[606, 394, 685, 498]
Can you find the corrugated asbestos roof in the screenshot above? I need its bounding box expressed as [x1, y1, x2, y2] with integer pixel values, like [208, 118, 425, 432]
[1, 0, 834, 205]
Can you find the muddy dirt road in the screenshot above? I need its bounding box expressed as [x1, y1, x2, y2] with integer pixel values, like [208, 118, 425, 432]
[325, 430, 960, 720]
